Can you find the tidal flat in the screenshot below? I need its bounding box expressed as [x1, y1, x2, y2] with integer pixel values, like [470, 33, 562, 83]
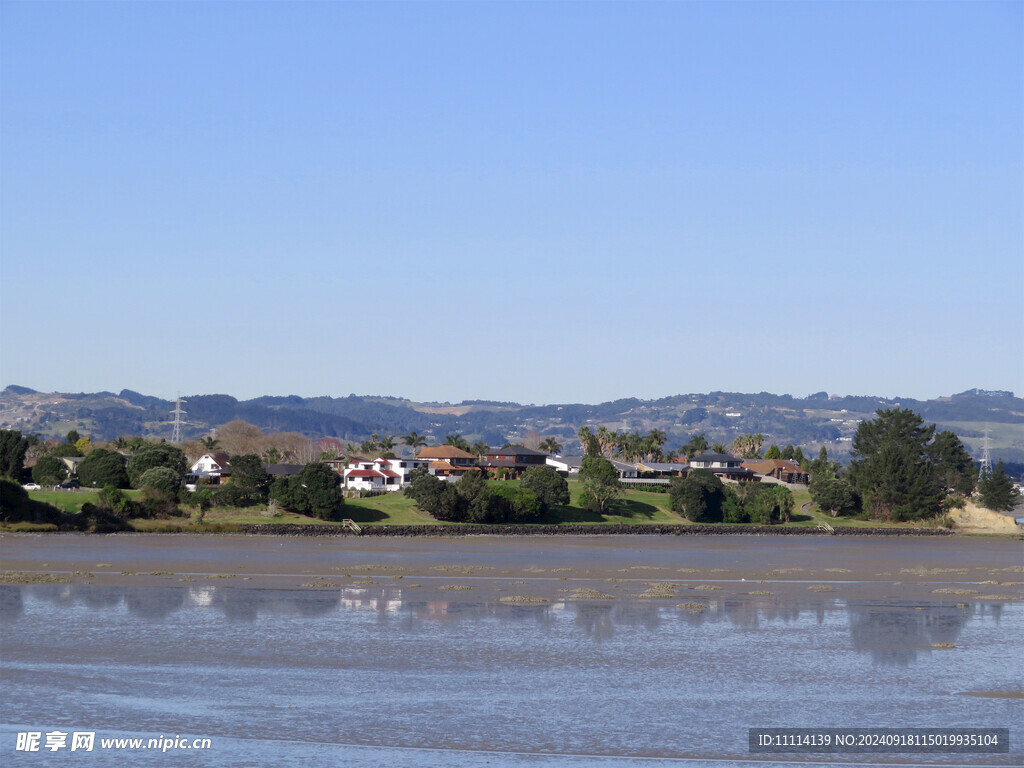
[1, 535, 1021, 766]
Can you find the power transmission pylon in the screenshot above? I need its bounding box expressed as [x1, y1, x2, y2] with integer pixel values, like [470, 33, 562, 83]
[979, 427, 992, 477]
[170, 396, 187, 443]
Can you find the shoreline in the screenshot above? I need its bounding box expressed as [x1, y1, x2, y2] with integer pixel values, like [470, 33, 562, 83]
[2, 532, 1021, 604]
[235, 522, 961, 536]
[5, 522, 974, 537]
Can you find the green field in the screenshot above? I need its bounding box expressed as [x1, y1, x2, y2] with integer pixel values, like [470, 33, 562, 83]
[25, 489, 142, 515]
[15, 481, 912, 531]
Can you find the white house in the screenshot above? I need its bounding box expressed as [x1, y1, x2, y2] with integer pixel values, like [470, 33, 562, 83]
[343, 457, 428, 493]
[187, 452, 232, 485]
[688, 452, 757, 482]
[546, 456, 582, 475]
[545, 456, 638, 480]
[191, 452, 230, 474]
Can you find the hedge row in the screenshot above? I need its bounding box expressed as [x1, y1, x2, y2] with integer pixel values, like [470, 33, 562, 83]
[235, 523, 954, 537]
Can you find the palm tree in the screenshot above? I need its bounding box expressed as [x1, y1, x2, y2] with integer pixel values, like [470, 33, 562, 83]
[577, 426, 598, 457]
[730, 433, 763, 459]
[469, 441, 490, 457]
[596, 426, 618, 459]
[710, 442, 728, 455]
[444, 433, 470, 451]
[617, 432, 642, 462]
[646, 429, 666, 462]
[682, 433, 709, 459]
[200, 436, 220, 451]
[379, 435, 396, 452]
[539, 437, 563, 455]
[403, 431, 427, 456]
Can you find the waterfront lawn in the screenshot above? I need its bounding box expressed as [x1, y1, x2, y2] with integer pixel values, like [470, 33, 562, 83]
[343, 493, 446, 525]
[27, 489, 142, 515]
[19, 481, 913, 531]
[537, 481, 684, 525]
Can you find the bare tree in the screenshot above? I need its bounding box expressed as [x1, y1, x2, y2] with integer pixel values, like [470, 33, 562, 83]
[522, 430, 542, 450]
[217, 421, 266, 455]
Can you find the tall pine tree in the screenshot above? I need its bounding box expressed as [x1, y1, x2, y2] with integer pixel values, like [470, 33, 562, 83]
[848, 408, 944, 521]
[978, 461, 1020, 512]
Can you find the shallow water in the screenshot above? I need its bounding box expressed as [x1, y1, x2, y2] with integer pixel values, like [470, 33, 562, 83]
[1, 581, 1020, 767]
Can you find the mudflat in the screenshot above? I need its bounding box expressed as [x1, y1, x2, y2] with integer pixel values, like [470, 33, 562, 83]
[2, 533, 1021, 604]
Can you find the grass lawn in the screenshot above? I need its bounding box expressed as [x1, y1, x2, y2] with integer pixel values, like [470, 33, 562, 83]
[27, 489, 143, 515]
[19, 481, 915, 531]
[535, 481, 685, 525]
[343, 493, 446, 525]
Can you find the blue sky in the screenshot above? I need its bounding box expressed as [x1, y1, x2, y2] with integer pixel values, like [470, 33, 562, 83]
[2, 1, 1021, 404]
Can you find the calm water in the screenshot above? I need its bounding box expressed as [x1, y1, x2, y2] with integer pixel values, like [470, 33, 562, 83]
[1, 582, 1020, 767]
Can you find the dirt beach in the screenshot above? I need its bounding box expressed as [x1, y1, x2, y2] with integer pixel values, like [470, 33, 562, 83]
[2, 533, 1021, 604]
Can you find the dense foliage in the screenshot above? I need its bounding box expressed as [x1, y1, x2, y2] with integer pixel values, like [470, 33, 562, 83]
[212, 454, 270, 508]
[128, 443, 187, 488]
[77, 449, 130, 489]
[670, 472, 794, 524]
[0, 479, 63, 525]
[577, 456, 622, 514]
[0, 429, 28, 479]
[138, 466, 183, 500]
[97, 485, 134, 518]
[32, 454, 68, 486]
[670, 470, 724, 522]
[403, 467, 543, 523]
[270, 462, 346, 520]
[518, 466, 570, 510]
[849, 408, 976, 521]
[809, 477, 858, 517]
[978, 461, 1020, 512]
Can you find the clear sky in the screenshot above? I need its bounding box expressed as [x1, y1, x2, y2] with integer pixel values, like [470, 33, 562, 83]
[2, 1, 1021, 404]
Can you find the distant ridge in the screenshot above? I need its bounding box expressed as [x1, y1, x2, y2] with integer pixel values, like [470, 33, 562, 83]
[2, 385, 1022, 464]
[2, 385, 38, 396]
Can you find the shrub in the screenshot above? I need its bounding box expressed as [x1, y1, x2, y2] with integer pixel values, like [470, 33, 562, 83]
[134, 487, 182, 519]
[77, 449, 129, 489]
[0, 479, 64, 525]
[138, 466, 182, 501]
[519, 466, 570, 512]
[404, 466, 463, 521]
[721, 486, 748, 523]
[192, 487, 215, 511]
[670, 470, 724, 522]
[32, 454, 68, 486]
[488, 484, 541, 523]
[810, 476, 858, 517]
[71, 503, 133, 532]
[97, 485, 134, 518]
[128, 443, 187, 488]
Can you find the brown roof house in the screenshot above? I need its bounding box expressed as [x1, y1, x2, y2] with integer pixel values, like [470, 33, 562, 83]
[741, 459, 809, 485]
[480, 446, 548, 478]
[416, 445, 479, 480]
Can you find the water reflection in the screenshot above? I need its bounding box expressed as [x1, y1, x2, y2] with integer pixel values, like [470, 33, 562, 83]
[6, 583, 1006, 667]
[0, 585, 23, 621]
[848, 602, 991, 666]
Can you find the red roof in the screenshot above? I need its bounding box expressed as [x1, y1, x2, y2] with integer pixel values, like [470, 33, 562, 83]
[379, 469, 400, 478]
[347, 469, 385, 478]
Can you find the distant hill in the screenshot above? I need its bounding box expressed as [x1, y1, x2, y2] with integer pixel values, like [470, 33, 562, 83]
[2, 385, 1022, 465]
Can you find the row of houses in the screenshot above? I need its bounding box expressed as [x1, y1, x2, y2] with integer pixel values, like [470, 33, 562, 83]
[186, 447, 808, 493]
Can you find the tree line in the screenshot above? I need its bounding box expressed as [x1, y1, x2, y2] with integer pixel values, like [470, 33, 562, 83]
[808, 408, 1018, 520]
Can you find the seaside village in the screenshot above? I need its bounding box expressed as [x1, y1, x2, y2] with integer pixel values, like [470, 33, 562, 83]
[185, 445, 810, 493]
